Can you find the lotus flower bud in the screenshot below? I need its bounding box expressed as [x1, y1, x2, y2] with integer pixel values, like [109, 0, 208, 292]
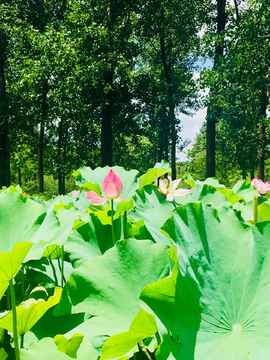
[102, 170, 123, 199]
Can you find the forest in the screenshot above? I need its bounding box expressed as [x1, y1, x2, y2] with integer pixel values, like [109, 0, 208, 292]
[0, 0, 269, 194]
[2, 1, 270, 359]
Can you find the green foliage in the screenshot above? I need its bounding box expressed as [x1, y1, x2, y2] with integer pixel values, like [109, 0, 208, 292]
[1, 165, 270, 359]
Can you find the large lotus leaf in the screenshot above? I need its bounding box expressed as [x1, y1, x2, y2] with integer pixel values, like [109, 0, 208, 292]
[131, 202, 174, 245]
[20, 337, 98, 360]
[0, 348, 7, 360]
[65, 211, 139, 268]
[141, 203, 270, 359]
[73, 166, 139, 201]
[232, 179, 260, 202]
[183, 177, 244, 205]
[138, 161, 171, 187]
[132, 185, 166, 212]
[0, 192, 59, 253]
[24, 306, 85, 349]
[64, 215, 110, 268]
[258, 202, 270, 222]
[0, 242, 32, 300]
[54, 239, 170, 352]
[233, 196, 267, 223]
[25, 206, 90, 262]
[175, 183, 231, 208]
[100, 308, 158, 359]
[54, 333, 84, 358]
[0, 288, 62, 336]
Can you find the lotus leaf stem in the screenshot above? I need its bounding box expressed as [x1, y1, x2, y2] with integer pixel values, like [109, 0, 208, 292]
[9, 279, 20, 360]
[61, 246, 64, 287]
[123, 211, 127, 240]
[138, 340, 152, 360]
[21, 265, 25, 297]
[253, 195, 258, 225]
[155, 331, 161, 346]
[49, 257, 58, 286]
[20, 334, 24, 349]
[111, 199, 115, 246]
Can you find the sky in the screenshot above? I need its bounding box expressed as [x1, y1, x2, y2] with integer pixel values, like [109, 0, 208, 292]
[177, 57, 212, 161]
[177, 107, 207, 161]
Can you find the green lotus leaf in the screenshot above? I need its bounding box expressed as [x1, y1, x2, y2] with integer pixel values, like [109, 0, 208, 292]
[233, 196, 266, 223]
[0, 242, 32, 300]
[100, 308, 158, 359]
[257, 202, 270, 222]
[140, 203, 270, 359]
[54, 239, 170, 352]
[138, 161, 171, 187]
[65, 211, 132, 268]
[20, 337, 98, 360]
[232, 179, 260, 202]
[43, 244, 62, 259]
[133, 185, 166, 212]
[131, 202, 174, 245]
[0, 287, 62, 336]
[116, 198, 134, 215]
[73, 166, 139, 201]
[54, 333, 84, 358]
[175, 183, 231, 208]
[0, 192, 59, 253]
[25, 206, 90, 262]
[0, 348, 7, 360]
[182, 173, 195, 188]
[20, 338, 71, 360]
[202, 177, 226, 188]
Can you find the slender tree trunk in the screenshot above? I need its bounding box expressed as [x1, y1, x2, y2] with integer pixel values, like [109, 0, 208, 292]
[38, 80, 48, 193]
[205, 0, 226, 178]
[0, 54, 10, 187]
[38, 120, 44, 193]
[160, 25, 177, 179]
[101, 67, 113, 167]
[57, 117, 64, 194]
[18, 168, 22, 187]
[257, 91, 268, 181]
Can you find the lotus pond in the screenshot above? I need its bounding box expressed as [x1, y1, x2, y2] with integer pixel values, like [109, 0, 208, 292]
[1, 162, 270, 360]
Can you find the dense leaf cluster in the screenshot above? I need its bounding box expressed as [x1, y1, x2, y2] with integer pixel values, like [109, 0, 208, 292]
[1, 164, 270, 359]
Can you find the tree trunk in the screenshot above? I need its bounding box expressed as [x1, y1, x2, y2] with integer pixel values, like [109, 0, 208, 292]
[0, 54, 10, 188]
[205, 108, 216, 179]
[160, 25, 176, 179]
[101, 67, 114, 167]
[57, 117, 64, 194]
[257, 91, 268, 181]
[18, 167, 22, 187]
[38, 80, 48, 193]
[38, 120, 44, 193]
[205, 0, 226, 178]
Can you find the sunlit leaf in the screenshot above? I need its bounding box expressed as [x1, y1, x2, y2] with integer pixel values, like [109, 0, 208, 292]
[141, 203, 270, 359]
[138, 161, 171, 187]
[54, 333, 84, 358]
[0, 288, 62, 336]
[100, 308, 158, 360]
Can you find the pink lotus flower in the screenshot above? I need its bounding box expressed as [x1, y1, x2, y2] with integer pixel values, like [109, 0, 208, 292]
[87, 169, 124, 205]
[251, 178, 270, 194]
[72, 190, 79, 198]
[159, 176, 193, 202]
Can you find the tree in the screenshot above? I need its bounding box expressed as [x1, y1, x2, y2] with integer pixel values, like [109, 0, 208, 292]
[136, 0, 206, 178]
[0, 27, 9, 187]
[202, 0, 270, 180]
[205, 0, 226, 178]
